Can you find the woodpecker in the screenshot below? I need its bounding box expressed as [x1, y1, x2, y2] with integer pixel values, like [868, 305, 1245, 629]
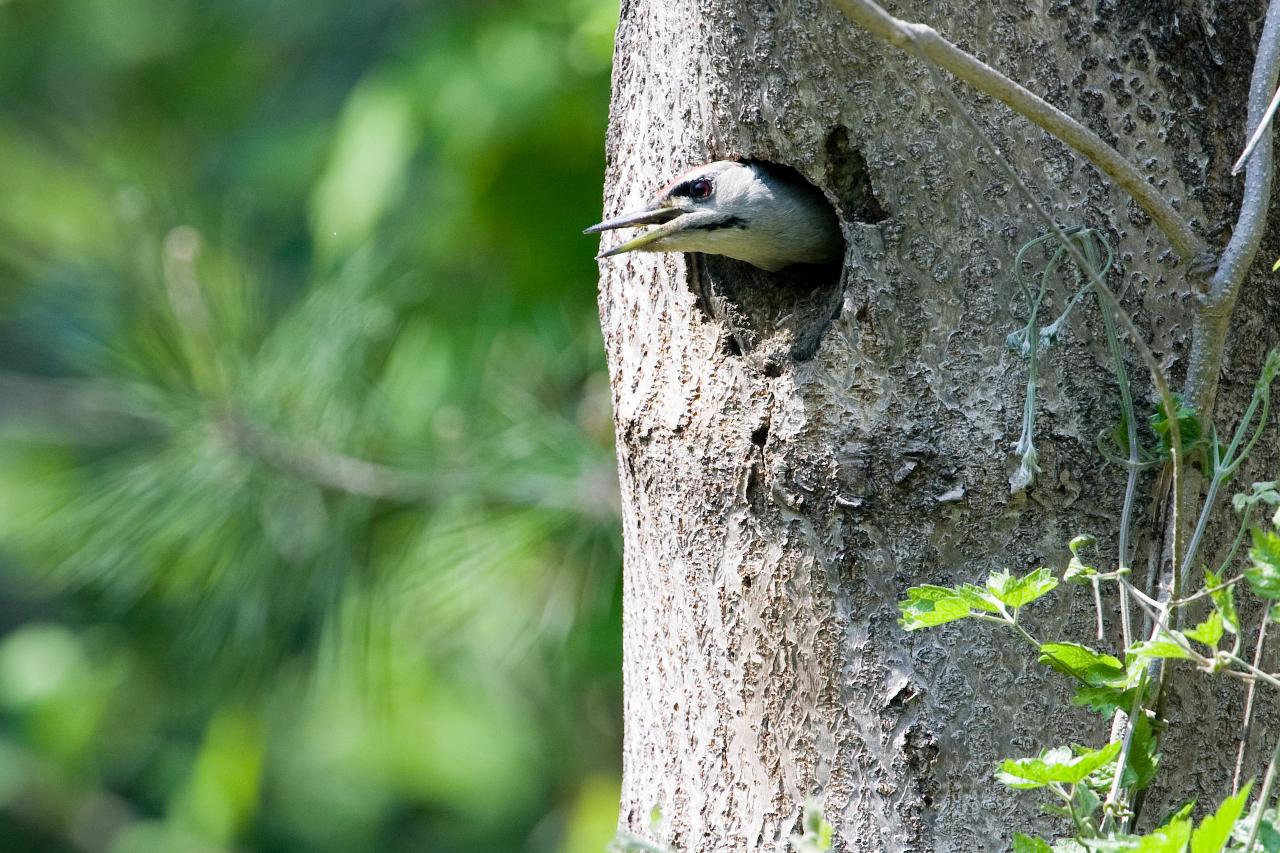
[584, 161, 843, 272]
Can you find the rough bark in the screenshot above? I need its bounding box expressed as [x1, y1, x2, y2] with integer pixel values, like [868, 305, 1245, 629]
[596, 1, 1280, 850]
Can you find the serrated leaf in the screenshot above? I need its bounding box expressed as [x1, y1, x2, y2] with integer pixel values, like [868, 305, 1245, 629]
[1053, 841, 1088, 853]
[897, 585, 975, 630]
[955, 583, 1004, 613]
[1125, 712, 1160, 792]
[995, 742, 1122, 789]
[1039, 642, 1126, 686]
[1065, 555, 1099, 585]
[1074, 783, 1102, 819]
[1190, 779, 1251, 853]
[989, 567, 1058, 608]
[1128, 636, 1192, 668]
[1205, 570, 1239, 635]
[1013, 834, 1053, 853]
[1186, 610, 1224, 648]
[1249, 528, 1280, 599]
[1074, 684, 1138, 716]
[1085, 816, 1192, 852]
[1234, 481, 1280, 513]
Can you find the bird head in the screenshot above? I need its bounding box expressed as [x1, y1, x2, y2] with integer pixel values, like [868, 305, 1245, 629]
[585, 160, 842, 272]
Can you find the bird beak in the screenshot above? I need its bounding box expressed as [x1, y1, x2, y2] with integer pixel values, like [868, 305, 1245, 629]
[584, 202, 684, 258]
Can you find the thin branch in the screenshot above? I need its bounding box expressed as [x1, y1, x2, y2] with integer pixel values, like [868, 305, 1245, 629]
[1170, 574, 1242, 609]
[1221, 651, 1280, 693]
[1233, 83, 1280, 175]
[1235, 618, 1270, 794]
[221, 415, 442, 503]
[827, 0, 1207, 262]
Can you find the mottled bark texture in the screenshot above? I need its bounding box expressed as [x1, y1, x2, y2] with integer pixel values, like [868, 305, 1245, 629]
[595, 1, 1280, 850]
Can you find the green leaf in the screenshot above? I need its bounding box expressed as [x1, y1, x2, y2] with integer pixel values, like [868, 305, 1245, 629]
[1135, 815, 1192, 853]
[1064, 556, 1099, 585]
[1052, 842, 1088, 853]
[1012, 834, 1053, 853]
[1164, 802, 1196, 826]
[1190, 779, 1251, 853]
[1247, 528, 1280, 599]
[1247, 814, 1280, 852]
[1128, 636, 1192, 669]
[955, 584, 1004, 614]
[1039, 642, 1126, 686]
[1084, 815, 1192, 851]
[1204, 570, 1239, 635]
[1111, 409, 1136, 458]
[1074, 684, 1138, 717]
[995, 742, 1122, 789]
[1069, 534, 1097, 554]
[1124, 712, 1160, 792]
[1233, 481, 1280, 514]
[791, 799, 834, 853]
[898, 586, 976, 630]
[1150, 394, 1205, 466]
[1264, 348, 1280, 386]
[1185, 610, 1224, 649]
[1073, 782, 1102, 819]
[988, 567, 1058, 608]
[1230, 808, 1280, 851]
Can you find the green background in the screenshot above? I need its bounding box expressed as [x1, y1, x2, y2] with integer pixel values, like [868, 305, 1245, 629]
[0, 0, 623, 850]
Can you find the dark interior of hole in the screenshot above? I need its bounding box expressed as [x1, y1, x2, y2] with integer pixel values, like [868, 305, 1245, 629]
[824, 127, 888, 225]
[687, 144, 884, 364]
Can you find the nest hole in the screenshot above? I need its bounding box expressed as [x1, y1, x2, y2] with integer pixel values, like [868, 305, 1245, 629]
[689, 143, 884, 365]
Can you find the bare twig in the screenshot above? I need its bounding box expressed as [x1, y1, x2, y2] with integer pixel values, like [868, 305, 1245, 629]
[1233, 83, 1280, 175]
[1171, 574, 1242, 609]
[827, 0, 1207, 262]
[1235, 618, 1270, 794]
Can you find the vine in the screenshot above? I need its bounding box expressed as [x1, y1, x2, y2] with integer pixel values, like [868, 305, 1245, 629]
[825, 0, 1280, 849]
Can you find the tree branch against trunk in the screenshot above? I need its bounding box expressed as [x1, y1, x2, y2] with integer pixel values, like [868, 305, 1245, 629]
[595, 1, 1280, 850]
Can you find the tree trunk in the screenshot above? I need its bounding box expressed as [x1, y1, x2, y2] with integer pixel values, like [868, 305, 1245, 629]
[596, 1, 1279, 850]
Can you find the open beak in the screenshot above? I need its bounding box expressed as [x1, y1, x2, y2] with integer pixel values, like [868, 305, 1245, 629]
[584, 203, 683, 258]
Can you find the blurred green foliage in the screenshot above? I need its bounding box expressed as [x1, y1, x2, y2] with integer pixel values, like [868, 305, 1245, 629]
[0, 0, 622, 850]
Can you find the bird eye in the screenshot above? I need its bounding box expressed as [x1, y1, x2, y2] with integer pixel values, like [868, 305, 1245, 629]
[690, 178, 713, 199]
